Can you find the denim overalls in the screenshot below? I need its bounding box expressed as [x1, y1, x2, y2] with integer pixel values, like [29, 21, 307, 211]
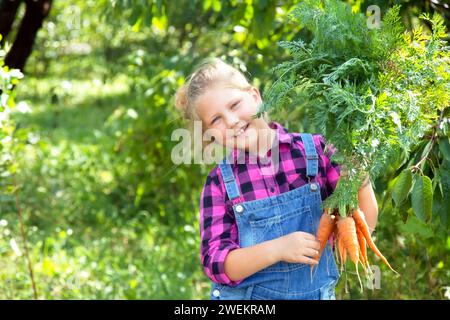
[210, 133, 339, 300]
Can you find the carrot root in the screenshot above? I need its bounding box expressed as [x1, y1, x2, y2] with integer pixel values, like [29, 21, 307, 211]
[352, 208, 399, 275]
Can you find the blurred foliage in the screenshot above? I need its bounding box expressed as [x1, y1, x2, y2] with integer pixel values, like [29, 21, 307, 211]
[0, 0, 449, 299]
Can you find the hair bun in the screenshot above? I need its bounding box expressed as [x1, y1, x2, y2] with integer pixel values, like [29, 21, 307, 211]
[175, 85, 189, 115]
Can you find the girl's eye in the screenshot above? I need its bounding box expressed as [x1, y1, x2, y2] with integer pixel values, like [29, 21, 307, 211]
[211, 117, 220, 124]
[231, 101, 240, 109]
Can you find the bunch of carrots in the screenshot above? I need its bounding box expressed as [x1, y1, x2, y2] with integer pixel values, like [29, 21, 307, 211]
[313, 207, 399, 291]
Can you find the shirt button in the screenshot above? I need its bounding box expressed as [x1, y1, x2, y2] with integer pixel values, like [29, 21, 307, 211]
[270, 187, 275, 193]
[310, 183, 318, 191]
[235, 205, 244, 213]
[212, 289, 220, 297]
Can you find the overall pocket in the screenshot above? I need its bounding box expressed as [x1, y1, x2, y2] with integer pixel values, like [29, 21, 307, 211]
[249, 205, 313, 243]
[249, 205, 313, 272]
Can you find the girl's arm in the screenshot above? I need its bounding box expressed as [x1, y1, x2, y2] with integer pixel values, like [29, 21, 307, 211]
[357, 176, 378, 234]
[224, 231, 319, 282]
[224, 238, 280, 282]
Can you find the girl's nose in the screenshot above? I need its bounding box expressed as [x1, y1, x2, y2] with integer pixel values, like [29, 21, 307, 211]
[223, 110, 239, 128]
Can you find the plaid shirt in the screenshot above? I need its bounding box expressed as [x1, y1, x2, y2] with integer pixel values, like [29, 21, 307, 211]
[199, 121, 341, 286]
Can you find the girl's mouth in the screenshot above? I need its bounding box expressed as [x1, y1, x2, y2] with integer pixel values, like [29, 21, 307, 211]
[234, 123, 249, 137]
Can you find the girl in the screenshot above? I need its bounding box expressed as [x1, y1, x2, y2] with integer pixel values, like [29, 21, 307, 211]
[174, 57, 378, 300]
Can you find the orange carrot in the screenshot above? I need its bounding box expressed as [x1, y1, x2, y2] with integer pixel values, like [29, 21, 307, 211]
[311, 209, 336, 275]
[337, 216, 364, 291]
[332, 215, 340, 264]
[356, 227, 368, 268]
[316, 210, 336, 257]
[338, 236, 346, 265]
[352, 208, 399, 274]
[336, 217, 360, 265]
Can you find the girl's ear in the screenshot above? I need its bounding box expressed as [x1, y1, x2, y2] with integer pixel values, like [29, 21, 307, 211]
[249, 86, 262, 104]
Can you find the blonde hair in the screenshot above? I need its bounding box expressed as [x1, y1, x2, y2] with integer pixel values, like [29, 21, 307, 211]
[174, 57, 269, 147]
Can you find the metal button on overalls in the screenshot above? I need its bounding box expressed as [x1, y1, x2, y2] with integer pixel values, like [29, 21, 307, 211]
[212, 289, 220, 297]
[310, 183, 318, 191]
[235, 205, 244, 213]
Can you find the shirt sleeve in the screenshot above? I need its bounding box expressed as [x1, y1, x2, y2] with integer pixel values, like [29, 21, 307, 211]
[199, 167, 243, 286]
[315, 134, 341, 195]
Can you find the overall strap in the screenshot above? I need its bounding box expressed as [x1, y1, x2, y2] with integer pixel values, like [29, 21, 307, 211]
[218, 156, 242, 202]
[300, 133, 319, 178]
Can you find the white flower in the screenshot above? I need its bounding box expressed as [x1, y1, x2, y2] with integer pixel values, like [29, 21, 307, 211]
[10, 238, 22, 256]
[1, 93, 9, 107]
[233, 25, 246, 33]
[127, 108, 138, 119]
[9, 69, 24, 79]
[16, 101, 32, 113]
[444, 286, 450, 300]
[0, 111, 8, 122]
[28, 132, 40, 144]
[1, 136, 12, 145]
[371, 138, 380, 148]
[390, 111, 402, 133]
[61, 80, 72, 91]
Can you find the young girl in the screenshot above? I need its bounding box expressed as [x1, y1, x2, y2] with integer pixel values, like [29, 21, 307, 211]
[174, 57, 378, 300]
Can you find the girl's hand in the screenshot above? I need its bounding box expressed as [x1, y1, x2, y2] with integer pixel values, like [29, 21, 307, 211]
[275, 231, 320, 265]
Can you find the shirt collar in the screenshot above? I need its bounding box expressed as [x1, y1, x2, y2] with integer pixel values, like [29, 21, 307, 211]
[270, 120, 294, 145]
[229, 121, 294, 163]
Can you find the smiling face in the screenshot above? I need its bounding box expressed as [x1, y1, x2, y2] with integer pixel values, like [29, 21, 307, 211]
[195, 84, 274, 155]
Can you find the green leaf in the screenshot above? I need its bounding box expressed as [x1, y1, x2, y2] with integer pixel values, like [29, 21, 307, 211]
[411, 175, 433, 222]
[392, 169, 412, 206]
[143, 4, 153, 27]
[432, 186, 449, 228]
[439, 137, 450, 160]
[437, 163, 450, 228]
[396, 196, 412, 223]
[400, 216, 434, 239]
[212, 0, 221, 12]
[128, 4, 143, 28]
[251, 2, 275, 39]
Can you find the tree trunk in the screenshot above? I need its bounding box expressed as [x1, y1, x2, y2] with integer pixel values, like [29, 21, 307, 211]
[0, 0, 22, 45]
[4, 0, 52, 71]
